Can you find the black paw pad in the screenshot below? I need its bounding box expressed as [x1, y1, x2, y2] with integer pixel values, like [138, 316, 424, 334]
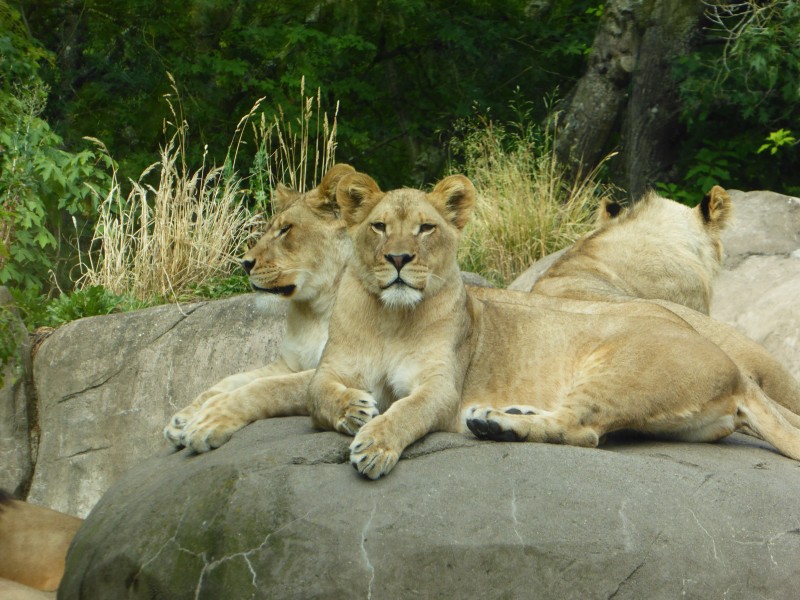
[467, 418, 525, 442]
[504, 407, 536, 415]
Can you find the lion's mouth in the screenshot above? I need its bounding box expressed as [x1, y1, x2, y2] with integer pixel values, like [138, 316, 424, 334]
[251, 283, 297, 296]
[381, 278, 419, 291]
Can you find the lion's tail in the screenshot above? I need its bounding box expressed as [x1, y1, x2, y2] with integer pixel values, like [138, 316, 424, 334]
[737, 378, 800, 461]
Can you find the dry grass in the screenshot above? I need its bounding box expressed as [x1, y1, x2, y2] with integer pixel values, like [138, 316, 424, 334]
[77, 78, 262, 301]
[77, 77, 339, 302]
[456, 117, 616, 286]
[250, 76, 339, 210]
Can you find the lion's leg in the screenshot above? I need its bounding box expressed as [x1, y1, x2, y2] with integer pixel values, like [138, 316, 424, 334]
[349, 384, 461, 480]
[164, 361, 290, 447]
[308, 370, 380, 437]
[736, 379, 800, 460]
[180, 369, 315, 453]
[465, 405, 601, 447]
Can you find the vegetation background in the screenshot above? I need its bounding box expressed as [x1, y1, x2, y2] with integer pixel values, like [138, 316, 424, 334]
[1, 0, 798, 342]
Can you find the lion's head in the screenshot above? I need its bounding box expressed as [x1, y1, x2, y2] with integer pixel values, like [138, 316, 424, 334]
[335, 173, 475, 308]
[533, 185, 733, 313]
[242, 164, 355, 303]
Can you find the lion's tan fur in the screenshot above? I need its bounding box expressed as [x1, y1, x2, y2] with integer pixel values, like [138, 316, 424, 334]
[532, 186, 732, 314]
[526, 185, 800, 415]
[0, 491, 82, 592]
[308, 174, 800, 479]
[164, 164, 355, 452]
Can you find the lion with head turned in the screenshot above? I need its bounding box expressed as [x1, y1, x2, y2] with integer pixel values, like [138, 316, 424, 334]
[308, 172, 800, 479]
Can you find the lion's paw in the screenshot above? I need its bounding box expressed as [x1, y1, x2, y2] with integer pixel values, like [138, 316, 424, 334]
[465, 406, 529, 442]
[181, 405, 249, 453]
[164, 409, 196, 447]
[335, 393, 379, 436]
[350, 431, 399, 480]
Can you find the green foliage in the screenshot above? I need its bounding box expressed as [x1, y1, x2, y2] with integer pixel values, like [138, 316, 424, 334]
[0, 302, 25, 388]
[1, 4, 114, 292]
[758, 128, 796, 155]
[675, 1, 800, 195]
[44, 285, 126, 325]
[21, 0, 599, 188]
[9, 285, 144, 332]
[188, 275, 251, 300]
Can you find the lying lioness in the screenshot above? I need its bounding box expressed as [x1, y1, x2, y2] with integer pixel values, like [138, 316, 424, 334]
[308, 173, 800, 479]
[530, 187, 732, 314]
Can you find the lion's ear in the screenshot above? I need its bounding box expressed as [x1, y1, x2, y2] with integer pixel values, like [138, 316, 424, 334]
[311, 163, 357, 217]
[598, 197, 625, 223]
[336, 172, 383, 227]
[698, 185, 733, 230]
[430, 175, 475, 230]
[272, 183, 296, 212]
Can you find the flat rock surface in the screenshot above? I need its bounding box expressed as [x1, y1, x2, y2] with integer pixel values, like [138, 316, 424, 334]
[60, 417, 800, 600]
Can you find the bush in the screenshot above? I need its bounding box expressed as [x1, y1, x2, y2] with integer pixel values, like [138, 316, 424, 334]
[0, 5, 113, 292]
[453, 114, 614, 286]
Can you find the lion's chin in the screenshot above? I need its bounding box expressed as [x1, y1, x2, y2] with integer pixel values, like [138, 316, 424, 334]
[379, 284, 423, 309]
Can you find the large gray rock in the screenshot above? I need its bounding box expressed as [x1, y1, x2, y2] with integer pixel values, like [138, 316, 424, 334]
[718, 190, 800, 268]
[31, 295, 285, 517]
[710, 190, 800, 381]
[60, 417, 800, 600]
[0, 287, 34, 496]
[712, 255, 800, 381]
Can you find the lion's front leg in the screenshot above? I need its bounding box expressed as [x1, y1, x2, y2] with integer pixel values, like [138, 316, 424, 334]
[181, 369, 314, 453]
[350, 385, 461, 480]
[163, 361, 291, 447]
[308, 371, 379, 436]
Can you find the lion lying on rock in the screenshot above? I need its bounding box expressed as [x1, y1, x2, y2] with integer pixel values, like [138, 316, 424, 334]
[307, 173, 800, 479]
[164, 164, 356, 451]
[524, 186, 800, 416]
[165, 164, 800, 454]
[531, 187, 732, 314]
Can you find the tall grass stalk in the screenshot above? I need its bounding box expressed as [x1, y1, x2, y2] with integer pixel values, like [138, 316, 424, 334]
[77, 79, 262, 302]
[456, 117, 615, 286]
[251, 77, 339, 210]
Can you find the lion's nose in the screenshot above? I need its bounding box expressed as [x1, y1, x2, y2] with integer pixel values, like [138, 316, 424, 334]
[241, 258, 255, 274]
[385, 253, 414, 271]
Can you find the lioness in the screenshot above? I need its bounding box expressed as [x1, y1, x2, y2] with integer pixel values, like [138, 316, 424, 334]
[529, 187, 732, 314]
[522, 186, 800, 415]
[308, 173, 800, 479]
[164, 164, 355, 452]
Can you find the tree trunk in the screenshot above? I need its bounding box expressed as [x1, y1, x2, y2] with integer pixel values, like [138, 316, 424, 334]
[554, 0, 703, 200]
[621, 0, 704, 199]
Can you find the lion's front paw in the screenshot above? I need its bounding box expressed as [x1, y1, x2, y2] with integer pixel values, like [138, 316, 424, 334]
[350, 429, 399, 480]
[164, 409, 195, 447]
[181, 403, 249, 453]
[335, 393, 379, 436]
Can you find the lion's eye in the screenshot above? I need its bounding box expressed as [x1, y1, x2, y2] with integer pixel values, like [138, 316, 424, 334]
[419, 223, 436, 234]
[371, 222, 386, 233]
[277, 224, 292, 237]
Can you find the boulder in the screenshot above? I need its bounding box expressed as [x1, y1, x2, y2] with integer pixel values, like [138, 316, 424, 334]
[0, 287, 34, 496]
[709, 190, 800, 381]
[60, 417, 800, 600]
[30, 295, 285, 517]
